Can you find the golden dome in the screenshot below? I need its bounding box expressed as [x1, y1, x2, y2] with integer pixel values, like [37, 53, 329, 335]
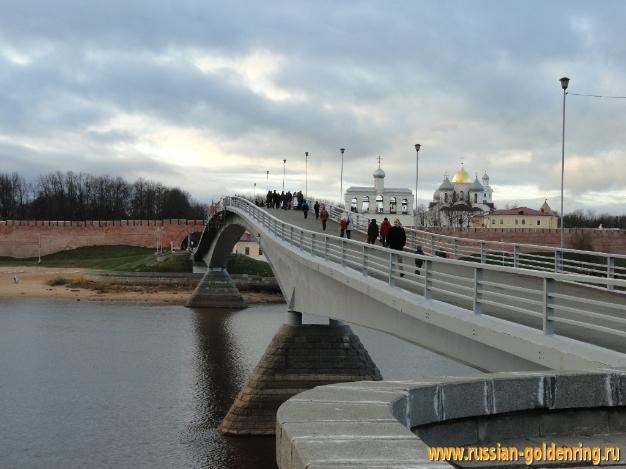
[451, 165, 472, 184]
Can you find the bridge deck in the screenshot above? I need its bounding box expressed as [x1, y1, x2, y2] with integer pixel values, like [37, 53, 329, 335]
[263, 206, 626, 355]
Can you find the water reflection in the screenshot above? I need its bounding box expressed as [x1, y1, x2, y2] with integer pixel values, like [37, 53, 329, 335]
[186, 308, 277, 468]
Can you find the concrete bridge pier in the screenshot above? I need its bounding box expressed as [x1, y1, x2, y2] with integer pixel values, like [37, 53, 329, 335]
[219, 312, 382, 435]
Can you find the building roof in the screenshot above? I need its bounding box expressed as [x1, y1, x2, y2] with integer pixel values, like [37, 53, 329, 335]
[373, 168, 385, 178]
[469, 176, 484, 191]
[451, 165, 472, 183]
[438, 176, 454, 191]
[489, 207, 554, 217]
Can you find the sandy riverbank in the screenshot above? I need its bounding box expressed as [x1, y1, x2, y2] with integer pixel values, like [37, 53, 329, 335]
[0, 266, 285, 305]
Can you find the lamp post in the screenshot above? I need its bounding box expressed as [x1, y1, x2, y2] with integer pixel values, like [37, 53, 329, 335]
[266, 170, 269, 191]
[305, 151, 309, 200]
[253, 182, 256, 200]
[282, 159, 286, 192]
[559, 77, 569, 251]
[340, 148, 345, 206]
[414, 143, 421, 229]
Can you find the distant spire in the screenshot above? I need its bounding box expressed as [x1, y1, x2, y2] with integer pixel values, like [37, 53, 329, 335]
[377, 155, 383, 168]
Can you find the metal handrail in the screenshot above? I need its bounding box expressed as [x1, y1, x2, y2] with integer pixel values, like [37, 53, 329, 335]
[222, 196, 626, 349]
[319, 201, 626, 290]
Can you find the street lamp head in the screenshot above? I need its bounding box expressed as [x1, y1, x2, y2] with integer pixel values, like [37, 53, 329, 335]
[283, 159, 286, 164]
[560, 77, 570, 90]
[305, 151, 308, 157]
[415, 143, 421, 152]
[340, 148, 345, 154]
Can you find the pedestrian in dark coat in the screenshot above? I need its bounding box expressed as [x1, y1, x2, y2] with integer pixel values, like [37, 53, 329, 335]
[387, 219, 407, 277]
[313, 201, 320, 219]
[379, 217, 391, 247]
[386, 219, 406, 250]
[367, 219, 379, 244]
[302, 200, 309, 219]
[319, 205, 329, 231]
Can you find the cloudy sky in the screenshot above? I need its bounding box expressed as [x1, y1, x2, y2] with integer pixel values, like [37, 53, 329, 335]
[1, 0, 626, 213]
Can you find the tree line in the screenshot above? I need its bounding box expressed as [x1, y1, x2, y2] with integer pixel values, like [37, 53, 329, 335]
[0, 171, 207, 220]
[563, 209, 626, 230]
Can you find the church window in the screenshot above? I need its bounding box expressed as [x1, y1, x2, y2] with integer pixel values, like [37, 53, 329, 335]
[258, 248, 263, 255]
[459, 191, 464, 201]
[444, 193, 448, 203]
[491, 219, 495, 225]
[515, 219, 519, 225]
[473, 193, 478, 203]
[500, 219, 503, 224]
[389, 197, 397, 213]
[376, 195, 384, 213]
[522, 219, 526, 225]
[362, 196, 369, 212]
[245, 247, 250, 255]
[401, 199, 408, 214]
[537, 220, 541, 226]
[351, 197, 358, 212]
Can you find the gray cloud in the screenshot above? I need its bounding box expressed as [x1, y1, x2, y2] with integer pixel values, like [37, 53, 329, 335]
[0, 0, 625, 212]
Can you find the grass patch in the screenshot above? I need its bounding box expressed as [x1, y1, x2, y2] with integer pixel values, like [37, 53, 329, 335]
[227, 254, 274, 277]
[0, 245, 192, 272]
[47, 276, 69, 286]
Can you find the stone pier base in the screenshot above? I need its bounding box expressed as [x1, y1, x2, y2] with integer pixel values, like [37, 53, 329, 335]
[185, 269, 246, 309]
[219, 323, 382, 435]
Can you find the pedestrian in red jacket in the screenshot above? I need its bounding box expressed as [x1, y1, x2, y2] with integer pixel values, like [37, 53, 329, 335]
[379, 217, 391, 247]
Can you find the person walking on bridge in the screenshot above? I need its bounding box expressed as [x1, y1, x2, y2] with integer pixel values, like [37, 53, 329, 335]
[346, 212, 353, 239]
[302, 199, 309, 219]
[339, 213, 348, 238]
[387, 219, 407, 277]
[380, 217, 391, 247]
[319, 204, 329, 231]
[313, 201, 320, 219]
[367, 219, 379, 244]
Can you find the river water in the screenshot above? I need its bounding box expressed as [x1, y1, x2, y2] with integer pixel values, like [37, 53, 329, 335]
[0, 298, 479, 468]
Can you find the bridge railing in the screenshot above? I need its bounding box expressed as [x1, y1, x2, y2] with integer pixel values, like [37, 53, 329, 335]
[320, 203, 626, 291]
[224, 196, 626, 348]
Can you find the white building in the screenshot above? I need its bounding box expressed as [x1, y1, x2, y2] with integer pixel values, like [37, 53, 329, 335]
[344, 163, 415, 226]
[428, 164, 495, 228]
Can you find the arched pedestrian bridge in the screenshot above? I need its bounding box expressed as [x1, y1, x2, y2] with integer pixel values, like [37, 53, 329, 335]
[195, 196, 626, 372]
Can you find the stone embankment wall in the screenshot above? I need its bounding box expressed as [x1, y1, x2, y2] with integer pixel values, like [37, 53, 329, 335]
[0, 219, 205, 258]
[426, 227, 626, 254]
[276, 370, 626, 468]
[86, 271, 279, 291]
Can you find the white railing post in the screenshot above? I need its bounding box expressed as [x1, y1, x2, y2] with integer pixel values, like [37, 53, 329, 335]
[424, 259, 432, 300]
[453, 238, 458, 258]
[300, 229, 303, 248]
[341, 239, 345, 267]
[388, 251, 394, 286]
[311, 233, 316, 256]
[290, 226, 294, 244]
[513, 244, 520, 268]
[430, 234, 435, 256]
[554, 250, 563, 273]
[543, 278, 555, 335]
[473, 267, 483, 314]
[362, 245, 368, 276]
[480, 241, 486, 263]
[324, 236, 329, 260]
[607, 257, 615, 291]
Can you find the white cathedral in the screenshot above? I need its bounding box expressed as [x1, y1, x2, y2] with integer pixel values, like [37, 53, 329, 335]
[427, 164, 495, 227]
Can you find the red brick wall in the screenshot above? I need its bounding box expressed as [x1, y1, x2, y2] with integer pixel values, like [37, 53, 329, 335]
[425, 227, 626, 254]
[0, 219, 205, 258]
